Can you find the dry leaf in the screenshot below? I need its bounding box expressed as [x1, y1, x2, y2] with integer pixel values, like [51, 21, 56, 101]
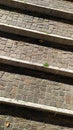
[5, 121, 10, 127]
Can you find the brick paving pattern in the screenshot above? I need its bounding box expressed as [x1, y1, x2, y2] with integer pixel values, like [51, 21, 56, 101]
[0, 104, 73, 130]
[0, 7, 73, 38]
[0, 34, 73, 69]
[0, 1, 73, 129]
[20, 0, 73, 13]
[0, 64, 73, 110]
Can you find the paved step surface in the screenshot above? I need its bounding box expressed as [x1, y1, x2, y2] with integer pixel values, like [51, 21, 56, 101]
[0, 1, 73, 129]
[0, 104, 73, 130]
[1, 0, 73, 13]
[0, 32, 73, 70]
[19, 0, 73, 13]
[0, 55, 73, 78]
[0, 7, 73, 45]
[0, 0, 73, 21]
[0, 63, 73, 110]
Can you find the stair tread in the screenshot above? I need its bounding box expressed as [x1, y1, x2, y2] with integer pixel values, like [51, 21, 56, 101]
[1, 104, 73, 130]
[0, 55, 73, 78]
[0, 63, 73, 111]
[0, 33, 73, 70]
[0, 0, 73, 129]
[1, 0, 73, 21]
[0, 8, 73, 41]
[24, 0, 73, 13]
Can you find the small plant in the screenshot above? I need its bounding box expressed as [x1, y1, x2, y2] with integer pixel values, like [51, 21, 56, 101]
[43, 31, 49, 34]
[43, 62, 49, 67]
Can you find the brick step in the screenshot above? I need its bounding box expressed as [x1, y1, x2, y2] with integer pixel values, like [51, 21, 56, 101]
[0, 63, 73, 115]
[0, 55, 73, 78]
[0, 7, 73, 46]
[1, 96, 73, 117]
[1, 105, 73, 130]
[0, 32, 73, 70]
[0, 1, 73, 129]
[0, 0, 73, 21]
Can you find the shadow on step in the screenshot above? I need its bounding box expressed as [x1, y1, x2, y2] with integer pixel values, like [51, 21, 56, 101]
[0, 63, 73, 85]
[0, 31, 73, 52]
[0, 103, 73, 128]
[0, 4, 73, 25]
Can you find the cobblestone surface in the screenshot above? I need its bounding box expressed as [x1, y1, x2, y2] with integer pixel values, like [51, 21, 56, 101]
[0, 104, 73, 130]
[0, 64, 73, 110]
[0, 7, 73, 39]
[0, 33, 73, 69]
[0, 1, 73, 129]
[20, 0, 73, 13]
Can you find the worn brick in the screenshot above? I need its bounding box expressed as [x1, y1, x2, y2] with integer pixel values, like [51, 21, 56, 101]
[24, 0, 73, 14]
[66, 94, 71, 104]
[0, 7, 73, 39]
[0, 34, 73, 69]
[0, 64, 73, 110]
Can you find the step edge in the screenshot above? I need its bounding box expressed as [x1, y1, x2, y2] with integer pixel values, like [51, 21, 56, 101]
[0, 96, 73, 116]
[0, 55, 73, 78]
[0, 0, 73, 20]
[0, 23, 73, 46]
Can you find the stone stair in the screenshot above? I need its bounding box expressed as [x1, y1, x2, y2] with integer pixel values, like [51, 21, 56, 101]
[0, 5, 73, 45]
[0, 0, 73, 21]
[0, 0, 73, 130]
[1, 104, 73, 130]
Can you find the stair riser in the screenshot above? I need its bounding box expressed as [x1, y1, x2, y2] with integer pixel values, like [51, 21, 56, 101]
[0, 23, 73, 46]
[0, 55, 73, 78]
[0, 0, 73, 21]
[0, 97, 73, 117]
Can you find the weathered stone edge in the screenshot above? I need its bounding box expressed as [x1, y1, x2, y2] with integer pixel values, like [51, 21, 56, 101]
[0, 55, 73, 78]
[0, 0, 73, 21]
[0, 97, 73, 116]
[0, 23, 73, 46]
